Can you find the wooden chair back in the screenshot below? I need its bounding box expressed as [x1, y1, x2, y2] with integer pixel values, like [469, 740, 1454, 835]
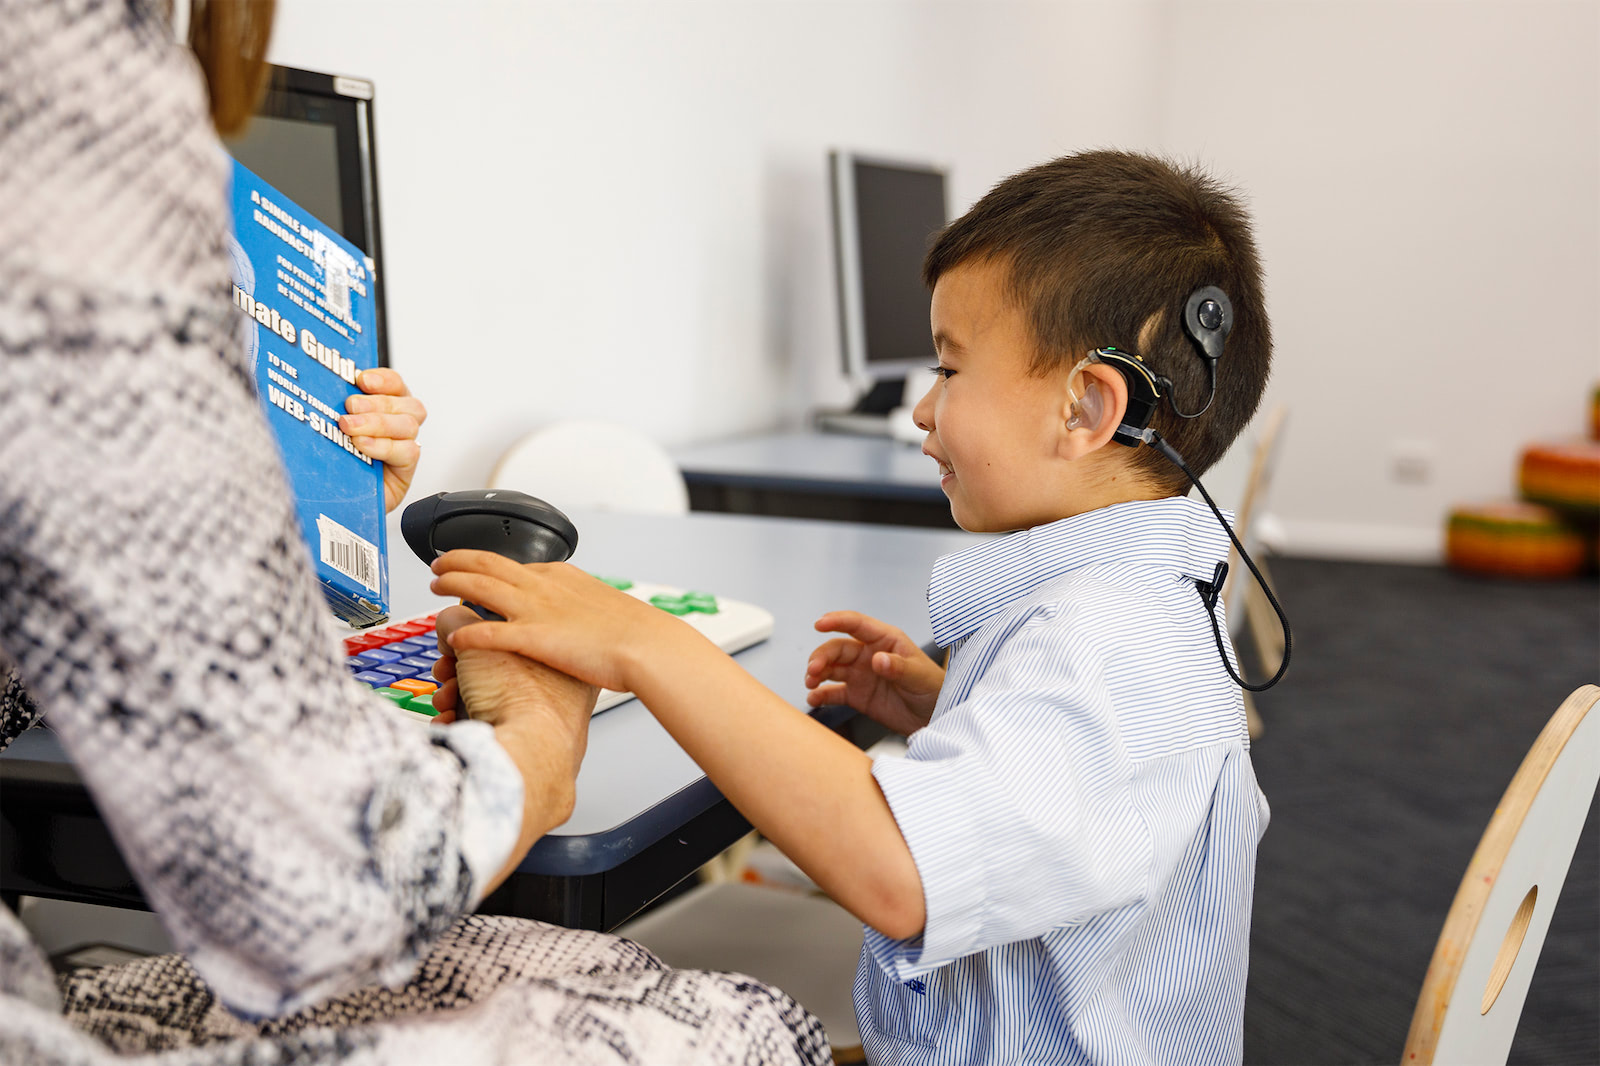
[1221, 405, 1288, 611]
[1402, 683, 1600, 1064]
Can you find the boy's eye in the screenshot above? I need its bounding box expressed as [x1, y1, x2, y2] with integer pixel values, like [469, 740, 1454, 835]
[926, 365, 955, 380]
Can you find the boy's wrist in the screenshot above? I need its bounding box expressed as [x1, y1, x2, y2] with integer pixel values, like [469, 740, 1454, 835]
[624, 612, 723, 706]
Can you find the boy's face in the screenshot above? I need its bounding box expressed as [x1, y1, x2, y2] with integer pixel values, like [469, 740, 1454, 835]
[913, 258, 1087, 533]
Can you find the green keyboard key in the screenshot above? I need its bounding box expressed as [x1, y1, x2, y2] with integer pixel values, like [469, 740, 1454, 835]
[593, 574, 635, 590]
[404, 694, 440, 717]
[682, 591, 719, 613]
[377, 687, 413, 704]
[649, 594, 694, 615]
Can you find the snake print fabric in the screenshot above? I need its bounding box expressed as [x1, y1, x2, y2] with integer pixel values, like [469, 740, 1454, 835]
[0, 0, 829, 1061]
[48, 916, 829, 1065]
[0, 0, 524, 1019]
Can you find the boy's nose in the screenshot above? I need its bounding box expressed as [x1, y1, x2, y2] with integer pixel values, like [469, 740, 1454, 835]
[911, 380, 937, 431]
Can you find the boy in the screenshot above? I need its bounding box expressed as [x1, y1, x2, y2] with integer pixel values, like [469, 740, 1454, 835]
[430, 150, 1272, 1065]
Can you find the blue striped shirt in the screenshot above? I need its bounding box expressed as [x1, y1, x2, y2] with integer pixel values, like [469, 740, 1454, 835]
[855, 496, 1270, 1065]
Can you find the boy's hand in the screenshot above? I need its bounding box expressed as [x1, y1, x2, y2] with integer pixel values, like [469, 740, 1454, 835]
[428, 553, 680, 694]
[339, 368, 427, 513]
[805, 611, 944, 736]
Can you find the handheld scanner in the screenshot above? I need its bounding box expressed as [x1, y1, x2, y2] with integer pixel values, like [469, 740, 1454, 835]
[401, 489, 579, 619]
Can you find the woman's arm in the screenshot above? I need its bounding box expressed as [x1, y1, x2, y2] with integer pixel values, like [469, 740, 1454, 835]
[0, 3, 533, 1018]
[429, 605, 599, 896]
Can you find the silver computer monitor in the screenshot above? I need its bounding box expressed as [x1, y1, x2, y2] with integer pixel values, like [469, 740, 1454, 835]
[226, 65, 389, 367]
[829, 151, 948, 413]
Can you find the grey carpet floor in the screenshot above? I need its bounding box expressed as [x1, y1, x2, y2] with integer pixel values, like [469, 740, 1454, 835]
[1242, 557, 1598, 1064]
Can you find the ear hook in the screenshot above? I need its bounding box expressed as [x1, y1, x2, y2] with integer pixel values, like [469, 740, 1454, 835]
[1065, 357, 1106, 431]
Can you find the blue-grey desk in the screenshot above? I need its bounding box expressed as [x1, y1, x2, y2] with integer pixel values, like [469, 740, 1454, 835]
[0, 509, 978, 931]
[674, 431, 956, 529]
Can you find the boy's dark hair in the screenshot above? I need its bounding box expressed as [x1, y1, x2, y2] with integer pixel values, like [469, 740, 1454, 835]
[924, 150, 1271, 490]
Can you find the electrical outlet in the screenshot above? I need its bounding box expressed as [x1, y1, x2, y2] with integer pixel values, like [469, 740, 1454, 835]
[1391, 439, 1435, 485]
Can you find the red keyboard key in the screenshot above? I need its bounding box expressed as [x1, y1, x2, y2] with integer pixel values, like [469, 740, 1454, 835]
[344, 635, 388, 653]
[392, 621, 433, 636]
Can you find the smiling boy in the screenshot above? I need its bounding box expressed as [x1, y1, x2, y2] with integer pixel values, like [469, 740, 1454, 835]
[430, 150, 1273, 1065]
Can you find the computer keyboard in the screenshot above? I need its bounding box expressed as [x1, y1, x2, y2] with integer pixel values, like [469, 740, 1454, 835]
[343, 577, 775, 723]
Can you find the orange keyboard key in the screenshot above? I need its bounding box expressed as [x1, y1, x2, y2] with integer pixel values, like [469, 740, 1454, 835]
[391, 677, 438, 696]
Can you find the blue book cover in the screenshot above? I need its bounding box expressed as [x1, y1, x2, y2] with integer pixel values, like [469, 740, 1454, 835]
[227, 158, 389, 627]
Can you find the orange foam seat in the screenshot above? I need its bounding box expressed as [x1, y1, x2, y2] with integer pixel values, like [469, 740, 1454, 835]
[1519, 440, 1600, 512]
[1446, 501, 1592, 579]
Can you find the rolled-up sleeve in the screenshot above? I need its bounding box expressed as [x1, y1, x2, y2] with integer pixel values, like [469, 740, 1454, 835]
[863, 611, 1154, 978]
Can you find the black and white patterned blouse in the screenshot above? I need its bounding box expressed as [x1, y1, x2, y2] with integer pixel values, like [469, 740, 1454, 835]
[0, 1, 827, 1061]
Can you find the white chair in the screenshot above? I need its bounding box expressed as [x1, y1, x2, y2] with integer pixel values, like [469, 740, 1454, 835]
[488, 420, 689, 515]
[1402, 684, 1600, 1065]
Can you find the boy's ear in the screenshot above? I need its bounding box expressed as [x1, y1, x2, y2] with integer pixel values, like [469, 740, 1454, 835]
[1059, 361, 1131, 460]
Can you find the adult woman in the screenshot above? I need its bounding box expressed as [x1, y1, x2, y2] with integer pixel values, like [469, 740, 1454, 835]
[0, 0, 827, 1061]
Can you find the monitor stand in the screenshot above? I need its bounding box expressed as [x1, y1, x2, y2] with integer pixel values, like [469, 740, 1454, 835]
[815, 377, 905, 437]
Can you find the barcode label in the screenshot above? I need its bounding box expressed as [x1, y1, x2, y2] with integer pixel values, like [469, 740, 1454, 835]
[317, 514, 380, 592]
[323, 261, 352, 321]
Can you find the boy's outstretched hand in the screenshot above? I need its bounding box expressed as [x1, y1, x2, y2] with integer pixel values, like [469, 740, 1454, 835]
[435, 555, 931, 940]
[339, 368, 428, 513]
[428, 552, 679, 694]
[805, 612, 944, 736]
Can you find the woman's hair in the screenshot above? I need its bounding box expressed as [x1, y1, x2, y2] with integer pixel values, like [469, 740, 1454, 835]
[183, 0, 277, 138]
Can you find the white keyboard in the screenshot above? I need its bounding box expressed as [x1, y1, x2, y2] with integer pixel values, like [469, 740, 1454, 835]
[345, 580, 774, 721]
[590, 581, 774, 713]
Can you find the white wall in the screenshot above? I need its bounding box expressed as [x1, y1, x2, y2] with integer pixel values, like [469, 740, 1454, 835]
[269, 0, 1598, 562]
[1158, 0, 1600, 561]
[267, 2, 1162, 489]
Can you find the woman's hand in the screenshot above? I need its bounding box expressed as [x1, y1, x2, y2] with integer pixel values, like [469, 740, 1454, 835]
[804, 611, 944, 736]
[339, 368, 427, 513]
[428, 553, 681, 694]
[430, 606, 598, 734]
[431, 605, 599, 889]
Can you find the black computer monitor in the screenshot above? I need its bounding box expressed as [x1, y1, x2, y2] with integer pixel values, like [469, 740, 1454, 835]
[829, 151, 948, 414]
[226, 65, 389, 367]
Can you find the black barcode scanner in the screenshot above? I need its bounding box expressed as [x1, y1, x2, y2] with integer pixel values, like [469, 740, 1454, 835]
[401, 489, 579, 620]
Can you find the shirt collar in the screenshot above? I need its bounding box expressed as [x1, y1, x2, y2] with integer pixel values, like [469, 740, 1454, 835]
[927, 496, 1232, 647]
